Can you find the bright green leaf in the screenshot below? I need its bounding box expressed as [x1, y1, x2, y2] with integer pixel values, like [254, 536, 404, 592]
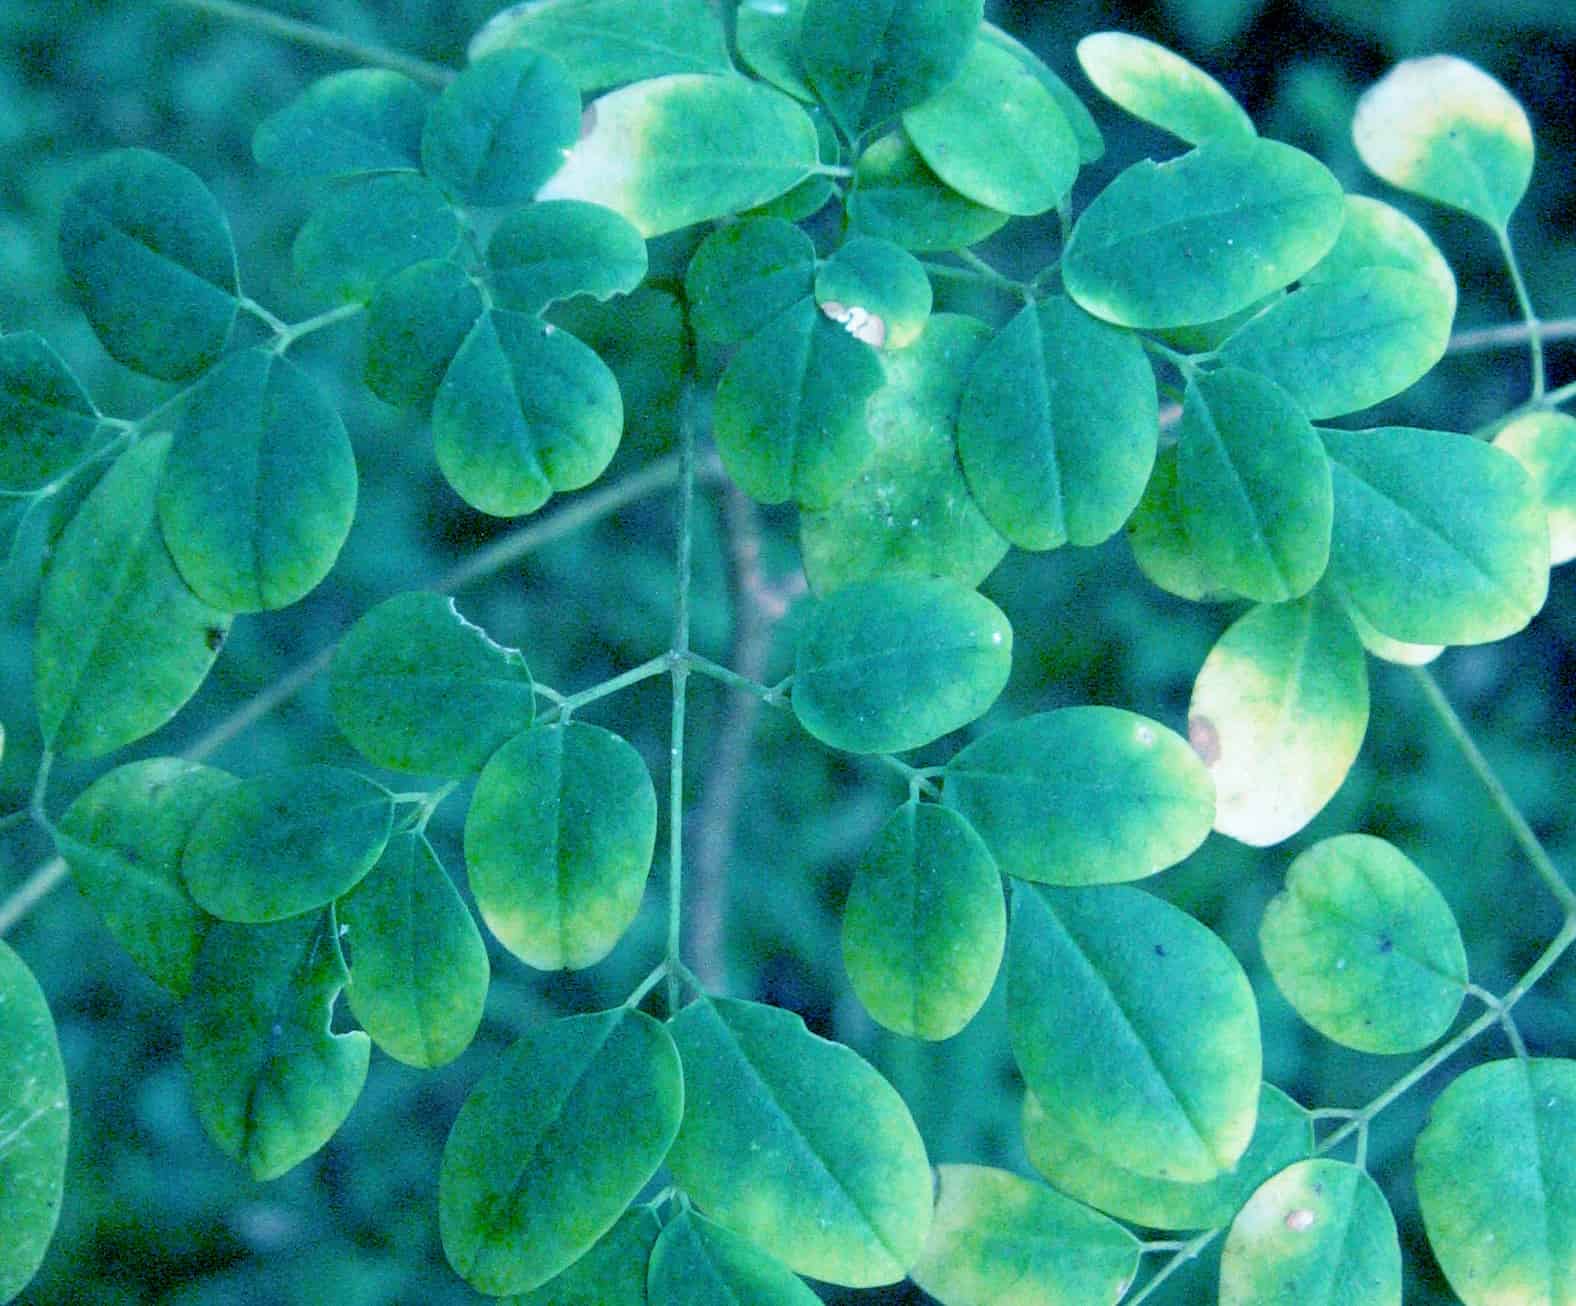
[1219, 1160, 1401, 1306]
[1494, 410, 1576, 567]
[292, 172, 460, 303]
[439, 1007, 683, 1296]
[465, 721, 657, 970]
[847, 131, 1010, 253]
[329, 590, 535, 777]
[1076, 31, 1255, 145]
[1177, 366, 1333, 603]
[1007, 883, 1261, 1182]
[487, 200, 647, 315]
[0, 332, 101, 491]
[1125, 445, 1234, 602]
[794, 574, 1012, 754]
[181, 766, 394, 924]
[649, 1210, 822, 1306]
[909, 1164, 1140, 1306]
[1063, 138, 1343, 329]
[33, 433, 231, 760]
[815, 236, 932, 349]
[252, 68, 430, 176]
[58, 148, 237, 381]
[159, 347, 357, 612]
[667, 996, 932, 1287]
[363, 259, 485, 411]
[56, 758, 236, 997]
[507, 1206, 661, 1306]
[1343, 597, 1443, 666]
[1303, 193, 1457, 318]
[685, 218, 817, 345]
[182, 911, 370, 1180]
[945, 706, 1215, 885]
[1188, 589, 1369, 846]
[981, 23, 1104, 164]
[736, 0, 814, 101]
[1260, 833, 1467, 1053]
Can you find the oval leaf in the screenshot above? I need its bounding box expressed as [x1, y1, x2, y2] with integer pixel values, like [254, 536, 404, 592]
[1302, 193, 1457, 319]
[1493, 411, 1576, 568]
[1125, 445, 1234, 603]
[0, 332, 101, 492]
[292, 172, 460, 303]
[685, 217, 818, 346]
[909, 1164, 1140, 1306]
[945, 706, 1214, 886]
[363, 259, 484, 411]
[1063, 139, 1343, 329]
[1343, 598, 1444, 667]
[982, 23, 1104, 164]
[815, 235, 932, 350]
[182, 765, 394, 924]
[1188, 589, 1370, 846]
[182, 912, 371, 1180]
[847, 131, 1010, 253]
[793, 574, 1011, 754]
[1076, 31, 1255, 145]
[1007, 883, 1262, 1183]
[667, 996, 932, 1287]
[252, 68, 429, 176]
[487, 199, 647, 315]
[330, 590, 535, 777]
[510, 1205, 661, 1306]
[649, 1210, 821, 1306]
[438, 1007, 683, 1296]
[737, 0, 814, 101]
[465, 721, 657, 970]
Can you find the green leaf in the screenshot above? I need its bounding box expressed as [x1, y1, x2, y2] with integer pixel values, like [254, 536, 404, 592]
[423, 49, 581, 206]
[1154, 290, 1284, 355]
[1320, 425, 1549, 644]
[649, 1210, 822, 1306]
[1353, 55, 1533, 230]
[1415, 1058, 1576, 1306]
[1493, 411, 1576, 567]
[181, 766, 394, 924]
[685, 218, 817, 346]
[1188, 589, 1369, 846]
[1219, 1160, 1401, 1306]
[56, 757, 236, 997]
[793, 574, 1011, 754]
[1023, 1083, 1312, 1232]
[363, 259, 485, 411]
[487, 200, 647, 315]
[58, 148, 237, 381]
[800, 0, 982, 137]
[1177, 367, 1332, 603]
[33, 433, 231, 760]
[539, 75, 819, 237]
[1075, 31, 1255, 145]
[252, 68, 430, 176]
[1302, 193, 1457, 319]
[1218, 268, 1452, 419]
[957, 296, 1158, 550]
[815, 236, 932, 350]
[439, 1007, 683, 1296]
[667, 996, 932, 1286]
[159, 347, 358, 612]
[1063, 139, 1343, 329]
[902, 36, 1079, 216]
[338, 831, 488, 1069]
[0, 941, 69, 1304]
[712, 297, 883, 508]
[1342, 597, 1443, 667]
[944, 706, 1214, 886]
[433, 310, 623, 517]
[547, 287, 687, 448]
[465, 721, 657, 970]
[0, 332, 101, 491]
[909, 1164, 1140, 1306]
[981, 23, 1104, 164]
[842, 801, 1004, 1040]
[847, 131, 1010, 253]
[329, 590, 535, 777]
[799, 313, 1007, 593]
[292, 172, 460, 303]
[1007, 883, 1261, 1183]
[1260, 834, 1467, 1054]
[507, 1206, 661, 1306]
[737, 0, 814, 102]
[469, 0, 731, 91]
[1125, 445, 1234, 603]
[183, 911, 370, 1180]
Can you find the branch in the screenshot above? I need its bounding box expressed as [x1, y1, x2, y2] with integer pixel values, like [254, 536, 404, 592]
[1447, 315, 1576, 356]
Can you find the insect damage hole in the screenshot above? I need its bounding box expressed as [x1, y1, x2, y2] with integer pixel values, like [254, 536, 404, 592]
[820, 300, 887, 348]
[1285, 1208, 1316, 1231]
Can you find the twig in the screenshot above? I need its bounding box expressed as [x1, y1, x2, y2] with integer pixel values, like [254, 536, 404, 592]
[1447, 315, 1576, 356]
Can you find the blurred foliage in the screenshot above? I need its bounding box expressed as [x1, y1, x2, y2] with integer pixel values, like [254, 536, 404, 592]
[1, 1, 1573, 1303]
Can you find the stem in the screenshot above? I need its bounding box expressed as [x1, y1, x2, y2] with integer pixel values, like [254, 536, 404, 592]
[28, 751, 56, 836]
[239, 295, 288, 335]
[272, 302, 364, 354]
[876, 753, 943, 799]
[1542, 379, 1576, 410]
[0, 810, 28, 835]
[954, 247, 1030, 300]
[1140, 334, 1203, 377]
[624, 959, 670, 1010]
[1467, 982, 1529, 1059]
[1125, 1228, 1220, 1304]
[161, 0, 455, 86]
[1447, 315, 1576, 356]
[549, 655, 671, 718]
[686, 653, 790, 706]
[0, 859, 68, 936]
[1497, 225, 1545, 401]
[666, 385, 698, 1014]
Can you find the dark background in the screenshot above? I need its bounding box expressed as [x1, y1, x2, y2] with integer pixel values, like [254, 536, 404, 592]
[2, 1, 1573, 1301]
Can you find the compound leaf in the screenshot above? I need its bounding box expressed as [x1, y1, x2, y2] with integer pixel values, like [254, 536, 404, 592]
[1302, 193, 1457, 318]
[509, 1205, 661, 1306]
[944, 706, 1214, 886]
[1125, 445, 1234, 603]
[252, 68, 429, 176]
[330, 590, 535, 777]
[1495, 411, 1576, 567]
[1188, 589, 1369, 847]
[439, 1007, 682, 1296]
[909, 1164, 1140, 1306]
[363, 259, 485, 411]
[794, 574, 1012, 754]
[182, 766, 394, 924]
[56, 757, 236, 997]
[815, 236, 932, 350]
[292, 172, 460, 303]
[737, 0, 814, 101]
[847, 132, 1009, 253]
[685, 217, 818, 345]
[0, 332, 101, 491]
[1007, 883, 1261, 1183]
[1063, 139, 1343, 329]
[649, 1210, 821, 1306]
[33, 433, 231, 760]
[1076, 31, 1255, 145]
[487, 199, 647, 315]
[159, 347, 357, 612]
[667, 996, 932, 1287]
[57, 148, 237, 381]
[183, 911, 370, 1181]
[338, 831, 488, 1069]
[1260, 834, 1467, 1054]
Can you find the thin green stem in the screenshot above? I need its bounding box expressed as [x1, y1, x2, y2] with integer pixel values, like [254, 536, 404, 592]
[239, 295, 289, 334]
[1468, 982, 1529, 1059]
[812, 163, 853, 179]
[1497, 225, 1545, 400]
[272, 301, 364, 354]
[162, 0, 455, 86]
[1141, 1240, 1188, 1255]
[1140, 334, 1204, 378]
[624, 959, 671, 1010]
[533, 683, 568, 707]
[28, 750, 56, 836]
[918, 260, 1018, 296]
[1125, 1227, 1220, 1303]
[1447, 315, 1576, 356]
[548, 655, 671, 718]
[1543, 378, 1576, 409]
[876, 754, 943, 800]
[954, 247, 1030, 301]
[1027, 258, 1061, 298]
[686, 653, 790, 706]
[667, 385, 698, 1014]
[0, 810, 29, 835]
[1353, 1119, 1370, 1171]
